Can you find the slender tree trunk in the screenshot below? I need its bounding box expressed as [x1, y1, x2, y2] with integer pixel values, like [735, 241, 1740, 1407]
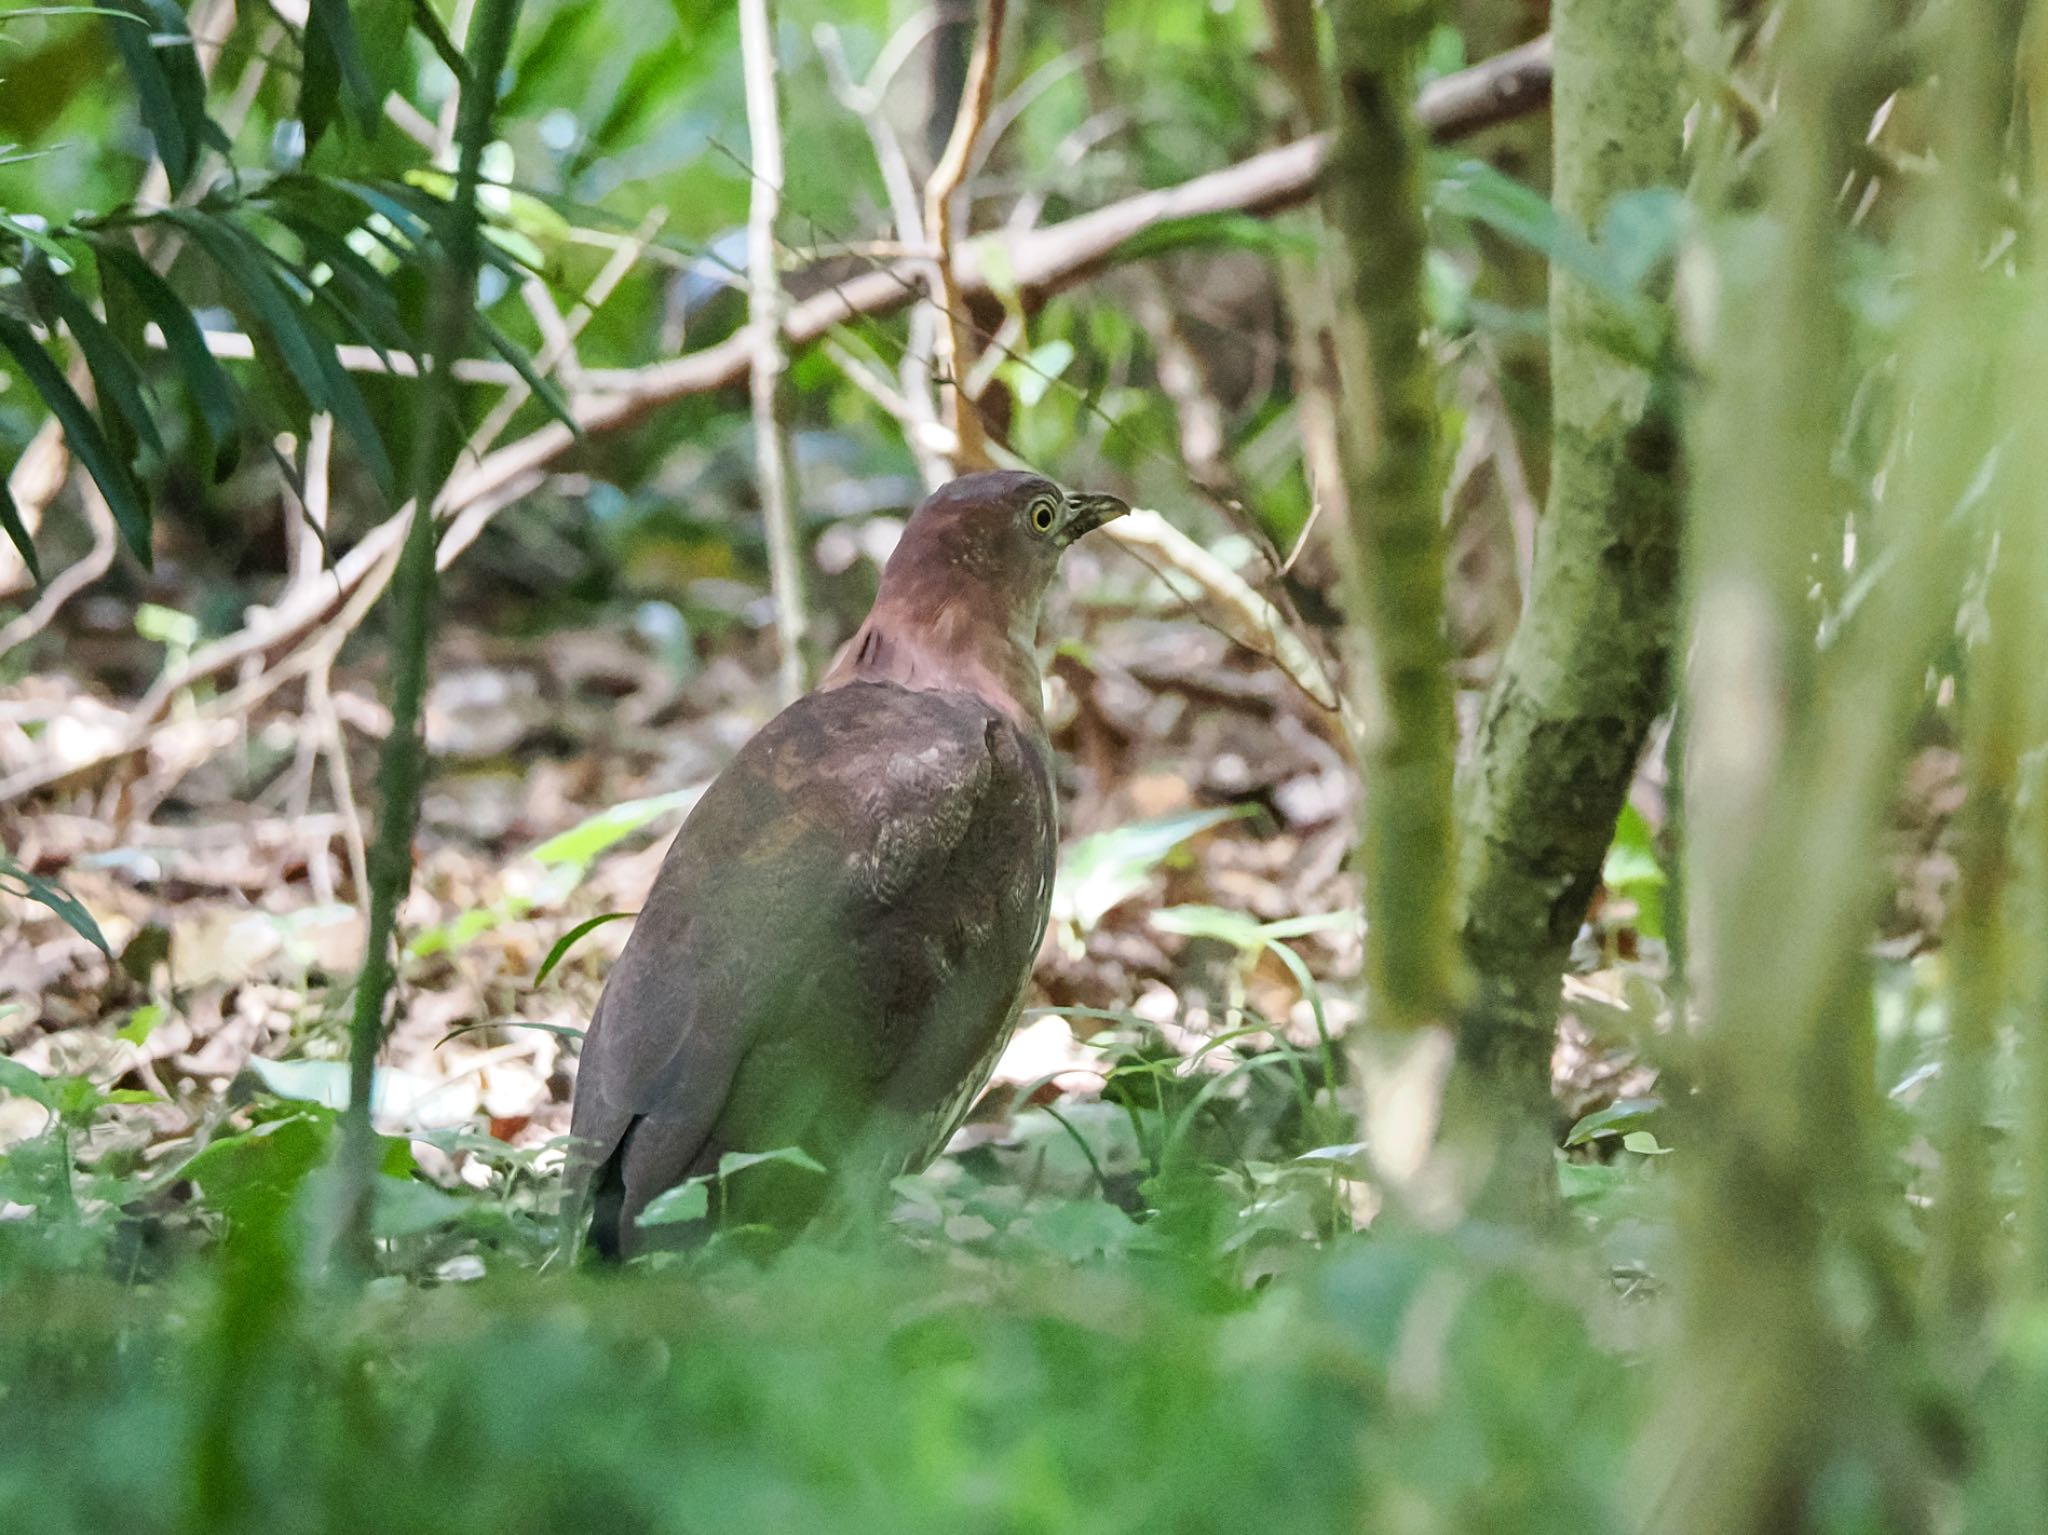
[1318, 0, 1462, 1187]
[1448, 0, 1682, 1214]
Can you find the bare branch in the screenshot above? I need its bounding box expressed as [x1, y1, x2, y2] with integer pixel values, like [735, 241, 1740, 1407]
[741, 0, 816, 699]
[923, 0, 1008, 469]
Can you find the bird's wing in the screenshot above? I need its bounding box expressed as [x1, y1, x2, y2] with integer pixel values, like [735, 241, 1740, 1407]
[568, 681, 1055, 1241]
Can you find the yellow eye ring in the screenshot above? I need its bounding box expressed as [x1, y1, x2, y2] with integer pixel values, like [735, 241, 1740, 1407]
[1030, 498, 1058, 533]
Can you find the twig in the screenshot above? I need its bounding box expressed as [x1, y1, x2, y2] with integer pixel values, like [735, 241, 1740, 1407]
[143, 324, 523, 384]
[740, 0, 815, 700]
[817, 19, 947, 489]
[465, 208, 667, 456]
[0, 471, 114, 657]
[923, 0, 1007, 470]
[1109, 509, 1342, 715]
[283, 413, 333, 589]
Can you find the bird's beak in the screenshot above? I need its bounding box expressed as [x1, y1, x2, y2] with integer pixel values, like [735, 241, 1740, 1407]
[1062, 491, 1130, 542]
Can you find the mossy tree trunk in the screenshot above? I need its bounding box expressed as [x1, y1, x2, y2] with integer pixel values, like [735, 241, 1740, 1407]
[1447, 0, 1682, 1211]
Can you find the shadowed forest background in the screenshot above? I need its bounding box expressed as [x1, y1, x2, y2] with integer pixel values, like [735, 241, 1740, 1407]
[3, 0, 2047, 1530]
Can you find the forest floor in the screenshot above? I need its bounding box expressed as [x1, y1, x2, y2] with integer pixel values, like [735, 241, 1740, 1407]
[0, 533, 1957, 1267]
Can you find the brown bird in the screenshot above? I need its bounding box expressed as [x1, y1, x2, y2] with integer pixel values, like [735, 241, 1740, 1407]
[567, 470, 1128, 1256]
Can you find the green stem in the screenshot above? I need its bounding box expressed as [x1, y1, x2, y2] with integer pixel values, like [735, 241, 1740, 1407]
[332, 0, 526, 1277]
[1319, 0, 1459, 1043]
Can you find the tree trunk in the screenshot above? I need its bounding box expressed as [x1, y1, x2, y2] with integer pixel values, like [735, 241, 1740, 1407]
[1448, 0, 1681, 1214]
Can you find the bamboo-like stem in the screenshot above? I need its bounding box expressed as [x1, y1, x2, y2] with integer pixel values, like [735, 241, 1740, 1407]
[1318, 0, 1459, 1046]
[739, 0, 815, 701]
[1641, 0, 1968, 1524]
[1926, 0, 2030, 1338]
[331, 0, 526, 1277]
[923, 0, 1007, 471]
[2019, 3, 2048, 1301]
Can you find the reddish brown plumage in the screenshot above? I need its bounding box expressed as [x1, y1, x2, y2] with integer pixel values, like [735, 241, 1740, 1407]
[567, 471, 1126, 1255]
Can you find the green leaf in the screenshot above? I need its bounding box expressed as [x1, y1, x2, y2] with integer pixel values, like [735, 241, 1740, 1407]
[636, 1177, 710, 1227]
[105, 0, 217, 195]
[1116, 211, 1318, 264]
[1601, 804, 1667, 942]
[1563, 1096, 1663, 1148]
[279, 215, 415, 356]
[1600, 187, 1687, 293]
[378, 178, 542, 278]
[1007, 339, 1074, 410]
[0, 312, 152, 567]
[297, 0, 341, 153]
[164, 210, 395, 496]
[371, 1176, 473, 1239]
[0, 211, 78, 267]
[1148, 902, 1267, 952]
[180, 1112, 330, 1230]
[408, 0, 472, 87]
[529, 788, 701, 873]
[245, 1057, 355, 1110]
[535, 911, 633, 986]
[93, 240, 242, 480]
[306, 0, 379, 141]
[473, 309, 579, 434]
[1430, 155, 1624, 299]
[718, 1146, 826, 1180]
[336, 179, 436, 249]
[0, 849, 112, 955]
[0, 475, 39, 586]
[23, 254, 165, 460]
[1023, 1197, 1138, 1261]
[116, 1002, 165, 1046]
[0, 1057, 55, 1110]
[1053, 806, 1252, 934]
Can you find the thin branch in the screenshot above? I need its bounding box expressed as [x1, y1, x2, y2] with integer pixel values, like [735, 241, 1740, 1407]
[923, 0, 1007, 470]
[740, 0, 815, 700]
[0, 471, 114, 657]
[817, 19, 948, 489]
[1111, 508, 1342, 715]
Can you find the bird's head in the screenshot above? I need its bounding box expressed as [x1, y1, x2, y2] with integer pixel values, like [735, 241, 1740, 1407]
[830, 470, 1129, 716]
[877, 470, 1128, 628]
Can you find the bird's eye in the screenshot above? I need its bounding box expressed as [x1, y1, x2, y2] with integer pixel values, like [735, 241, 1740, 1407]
[1029, 497, 1058, 534]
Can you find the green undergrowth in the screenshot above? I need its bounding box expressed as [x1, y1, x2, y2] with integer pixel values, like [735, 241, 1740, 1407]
[1, 1227, 1638, 1535]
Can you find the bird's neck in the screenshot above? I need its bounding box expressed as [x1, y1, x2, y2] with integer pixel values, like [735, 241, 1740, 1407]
[821, 592, 1046, 727]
